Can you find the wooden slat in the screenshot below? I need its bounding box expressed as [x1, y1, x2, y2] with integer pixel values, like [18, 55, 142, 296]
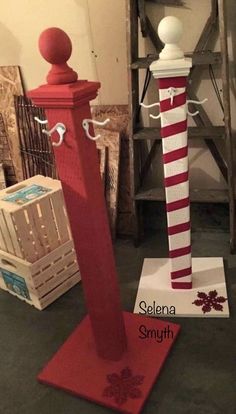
[134, 126, 225, 140]
[31, 240, 73, 275]
[36, 262, 78, 298]
[33, 250, 75, 287]
[131, 52, 222, 69]
[13, 209, 38, 262]
[0, 210, 15, 254]
[3, 211, 23, 258]
[135, 187, 229, 203]
[39, 272, 79, 309]
[0, 225, 7, 251]
[39, 197, 60, 251]
[26, 204, 48, 259]
[50, 191, 70, 244]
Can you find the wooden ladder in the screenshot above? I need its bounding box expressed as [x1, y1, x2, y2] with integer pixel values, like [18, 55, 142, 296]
[126, 0, 235, 251]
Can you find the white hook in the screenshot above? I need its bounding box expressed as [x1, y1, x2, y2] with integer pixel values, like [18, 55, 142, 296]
[82, 118, 110, 141]
[187, 98, 208, 117]
[167, 87, 177, 106]
[141, 102, 161, 120]
[42, 123, 66, 147]
[34, 117, 48, 125]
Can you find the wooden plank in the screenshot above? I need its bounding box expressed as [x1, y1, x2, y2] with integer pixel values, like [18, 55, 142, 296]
[140, 141, 161, 186]
[0, 209, 15, 254]
[36, 262, 78, 298]
[145, 15, 163, 52]
[131, 51, 222, 69]
[31, 240, 74, 275]
[135, 187, 229, 203]
[138, 0, 147, 37]
[50, 191, 70, 244]
[39, 197, 60, 251]
[187, 89, 228, 182]
[0, 66, 24, 182]
[218, 0, 235, 252]
[126, 0, 141, 241]
[0, 164, 6, 190]
[33, 250, 75, 287]
[0, 225, 7, 252]
[194, 0, 218, 51]
[26, 204, 48, 259]
[3, 211, 23, 258]
[134, 126, 225, 140]
[39, 272, 79, 310]
[13, 209, 38, 262]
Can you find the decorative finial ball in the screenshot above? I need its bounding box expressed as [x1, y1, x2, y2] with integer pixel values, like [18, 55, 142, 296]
[158, 16, 183, 45]
[39, 27, 72, 64]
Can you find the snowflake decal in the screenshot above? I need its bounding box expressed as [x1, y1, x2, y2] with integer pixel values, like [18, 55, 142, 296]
[192, 290, 227, 313]
[103, 367, 144, 406]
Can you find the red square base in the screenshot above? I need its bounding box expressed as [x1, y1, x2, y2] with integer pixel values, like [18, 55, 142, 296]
[38, 312, 180, 414]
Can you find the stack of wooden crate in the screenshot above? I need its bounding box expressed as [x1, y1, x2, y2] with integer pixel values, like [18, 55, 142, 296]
[0, 175, 80, 309]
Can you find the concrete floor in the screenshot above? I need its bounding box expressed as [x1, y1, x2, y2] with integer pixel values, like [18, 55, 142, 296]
[0, 204, 235, 414]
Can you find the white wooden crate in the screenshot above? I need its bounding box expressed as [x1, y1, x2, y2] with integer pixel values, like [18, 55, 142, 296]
[0, 240, 80, 310]
[0, 175, 71, 263]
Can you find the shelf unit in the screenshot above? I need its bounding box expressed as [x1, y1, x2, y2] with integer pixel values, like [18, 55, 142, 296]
[126, 0, 235, 250]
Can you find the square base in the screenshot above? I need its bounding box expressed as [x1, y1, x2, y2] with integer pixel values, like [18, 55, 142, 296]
[134, 258, 229, 318]
[38, 312, 180, 414]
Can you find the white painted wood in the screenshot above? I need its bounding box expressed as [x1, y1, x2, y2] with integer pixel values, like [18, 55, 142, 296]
[134, 258, 229, 318]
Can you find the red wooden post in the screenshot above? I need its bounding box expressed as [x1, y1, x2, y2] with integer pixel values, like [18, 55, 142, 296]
[28, 27, 180, 414]
[29, 27, 127, 361]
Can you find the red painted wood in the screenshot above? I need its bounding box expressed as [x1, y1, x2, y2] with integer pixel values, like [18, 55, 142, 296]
[28, 28, 127, 361]
[39, 28, 78, 85]
[157, 77, 187, 89]
[38, 312, 180, 414]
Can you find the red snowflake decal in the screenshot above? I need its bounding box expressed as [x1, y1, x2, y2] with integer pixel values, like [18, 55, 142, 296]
[103, 367, 144, 406]
[192, 290, 227, 313]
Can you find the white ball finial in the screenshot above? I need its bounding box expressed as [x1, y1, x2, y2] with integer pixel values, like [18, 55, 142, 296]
[158, 16, 184, 60]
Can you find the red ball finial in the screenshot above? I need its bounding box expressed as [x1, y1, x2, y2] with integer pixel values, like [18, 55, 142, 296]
[38, 27, 78, 85]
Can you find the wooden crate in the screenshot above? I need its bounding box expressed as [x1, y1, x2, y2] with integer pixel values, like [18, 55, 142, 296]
[0, 239, 80, 310]
[0, 175, 71, 263]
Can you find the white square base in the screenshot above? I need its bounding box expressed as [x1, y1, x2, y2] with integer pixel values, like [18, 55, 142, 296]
[134, 258, 229, 318]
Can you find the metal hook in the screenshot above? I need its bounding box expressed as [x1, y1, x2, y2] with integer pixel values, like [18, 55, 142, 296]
[82, 118, 110, 141]
[141, 102, 161, 120]
[187, 98, 208, 117]
[42, 123, 66, 147]
[35, 117, 66, 147]
[167, 87, 177, 106]
[34, 117, 48, 125]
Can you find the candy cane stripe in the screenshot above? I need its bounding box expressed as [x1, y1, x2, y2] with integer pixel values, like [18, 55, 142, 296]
[168, 221, 190, 235]
[169, 245, 191, 259]
[157, 77, 187, 89]
[163, 146, 188, 163]
[160, 92, 186, 112]
[161, 120, 187, 138]
[171, 267, 192, 279]
[172, 281, 192, 289]
[164, 171, 188, 187]
[166, 197, 190, 212]
[159, 79, 192, 290]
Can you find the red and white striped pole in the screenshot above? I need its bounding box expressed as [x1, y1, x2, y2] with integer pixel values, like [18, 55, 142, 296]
[150, 17, 193, 289]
